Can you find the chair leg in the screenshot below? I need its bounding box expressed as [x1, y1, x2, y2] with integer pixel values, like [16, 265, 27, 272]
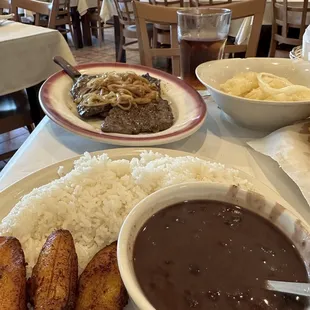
[152, 26, 158, 48]
[117, 26, 125, 63]
[102, 22, 104, 42]
[68, 20, 78, 49]
[98, 20, 103, 47]
[26, 124, 35, 133]
[269, 39, 277, 57]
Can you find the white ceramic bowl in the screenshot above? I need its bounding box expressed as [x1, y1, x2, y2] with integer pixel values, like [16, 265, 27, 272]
[118, 182, 310, 310]
[196, 58, 310, 131]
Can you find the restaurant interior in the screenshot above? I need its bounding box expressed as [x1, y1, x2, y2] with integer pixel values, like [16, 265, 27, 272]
[1, 0, 310, 308]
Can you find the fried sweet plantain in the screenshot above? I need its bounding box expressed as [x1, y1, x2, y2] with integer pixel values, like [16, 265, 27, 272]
[28, 229, 78, 310]
[76, 242, 128, 310]
[0, 236, 26, 310]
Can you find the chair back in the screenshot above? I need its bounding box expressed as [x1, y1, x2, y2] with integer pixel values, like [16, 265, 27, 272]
[218, 0, 266, 56]
[189, 0, 231, 7]
[133, 1, 180, 76]
[133, 0, 266, 76]
[11, 0, 58, 28]
[149, 0, 184, 7]
[0, 0, 10, 14]
[271, 0, 310, 46]
[113, 0, 135, 25]
[58, 0, 70, 17]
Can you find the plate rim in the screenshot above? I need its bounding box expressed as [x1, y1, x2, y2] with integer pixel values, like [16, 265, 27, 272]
[39, 63, 207, 146]
[0, 147, 301, 221]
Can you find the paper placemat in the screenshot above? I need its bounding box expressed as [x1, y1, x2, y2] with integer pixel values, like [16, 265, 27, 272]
[248, 120, 310, 206]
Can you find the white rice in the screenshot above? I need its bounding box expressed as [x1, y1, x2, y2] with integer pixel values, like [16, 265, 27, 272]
[0, 151, 253, 274]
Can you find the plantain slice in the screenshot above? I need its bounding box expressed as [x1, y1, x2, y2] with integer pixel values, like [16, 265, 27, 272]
[28, 229, 78, 310]
[0, 236, 26, 310]
[76, 242, 128, 310]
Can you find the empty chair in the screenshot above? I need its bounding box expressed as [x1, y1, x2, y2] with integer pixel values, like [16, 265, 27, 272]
[12, 0, 58, 27]
[87, 0, 105, 47]
[269, 0, 310, 57]
[133, 0, 266, 75]
[0, 0, 10, 14]
[134, 1, 180, 75]
[11, 0, 77, 48]
[148, 0, 184, 47]
[113, 0, 152, 62]
[0, 90, 34, 160]
[39, 0, 76, 48]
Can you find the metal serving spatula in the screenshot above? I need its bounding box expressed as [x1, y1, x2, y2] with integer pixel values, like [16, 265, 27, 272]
[266, 280, 310, 297]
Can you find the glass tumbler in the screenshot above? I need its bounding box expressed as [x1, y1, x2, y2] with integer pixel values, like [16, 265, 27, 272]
[177, 8, 231, 90]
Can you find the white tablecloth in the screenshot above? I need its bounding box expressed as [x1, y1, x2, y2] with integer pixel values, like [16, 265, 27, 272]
[70, 0, 97, 16]
[24, 0, 98, 19]
[1, 99, 309, 223]
[0, 21, 76, 96]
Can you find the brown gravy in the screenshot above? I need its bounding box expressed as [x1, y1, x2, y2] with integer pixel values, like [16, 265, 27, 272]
[133, 200, 309, 309]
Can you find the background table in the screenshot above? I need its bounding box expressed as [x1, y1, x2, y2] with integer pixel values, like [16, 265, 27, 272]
[1, 98, 309, 223]
[0, 21, 75, 124]
[0, 21, 75, 96]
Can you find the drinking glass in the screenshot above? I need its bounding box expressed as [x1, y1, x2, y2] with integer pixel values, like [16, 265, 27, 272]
[177, 8, 231, 90]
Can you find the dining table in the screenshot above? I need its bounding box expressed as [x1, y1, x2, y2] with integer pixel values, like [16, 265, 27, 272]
[0, 20, 75, 124]
[1, 96, 309, 224]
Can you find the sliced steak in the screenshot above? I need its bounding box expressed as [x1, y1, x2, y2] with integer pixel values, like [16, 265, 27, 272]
[101, 99, 174, 134]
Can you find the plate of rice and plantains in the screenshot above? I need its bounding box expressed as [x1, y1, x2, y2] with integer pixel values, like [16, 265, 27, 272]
[39, 58, 207, 146]
[0, 148, 304, 309]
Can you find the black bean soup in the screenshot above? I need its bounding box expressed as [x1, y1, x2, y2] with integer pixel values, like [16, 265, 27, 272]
[133, 200, 309, 309]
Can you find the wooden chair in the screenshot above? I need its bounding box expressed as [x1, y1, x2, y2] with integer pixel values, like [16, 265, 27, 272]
[269, 0, 310, 57]
[11, 0, 77, 48]
[38, 0, 77, 48]
[0, 0, 10, 14]
[11, 0, 58, 28]
[0, 90, 34, 161]
[133, 0, 266, 75]
[148, 0, 184, 47]
[134, 1, 180, 75]
[87, 0, 105, 47]
[113, 0, 153, 62]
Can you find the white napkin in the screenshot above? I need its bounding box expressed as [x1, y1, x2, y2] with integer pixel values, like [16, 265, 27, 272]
[100, 0, 116, 23]
[302, 25, 310, 60]
[247, 120, 310, 206]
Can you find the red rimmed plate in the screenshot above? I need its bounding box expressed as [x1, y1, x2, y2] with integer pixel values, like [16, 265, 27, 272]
[39, 63, 207, 146]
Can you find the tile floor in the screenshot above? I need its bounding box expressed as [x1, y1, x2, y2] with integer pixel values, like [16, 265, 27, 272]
[71, 26, 140, 65]
[0, 26, 139, 172]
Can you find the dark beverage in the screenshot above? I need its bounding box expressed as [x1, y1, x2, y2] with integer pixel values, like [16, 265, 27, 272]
[180, 37, 226, 90]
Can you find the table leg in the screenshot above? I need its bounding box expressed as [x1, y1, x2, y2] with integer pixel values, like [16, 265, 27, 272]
[113, 15, 126, 63]
[81, 12, 92, 46]
[26, 84, 45, 126]
[256, 25, 272, 57]
[70, 7, 83, 49]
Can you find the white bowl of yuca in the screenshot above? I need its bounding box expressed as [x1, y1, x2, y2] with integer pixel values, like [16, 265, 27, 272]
[196, 58, 310, 131]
